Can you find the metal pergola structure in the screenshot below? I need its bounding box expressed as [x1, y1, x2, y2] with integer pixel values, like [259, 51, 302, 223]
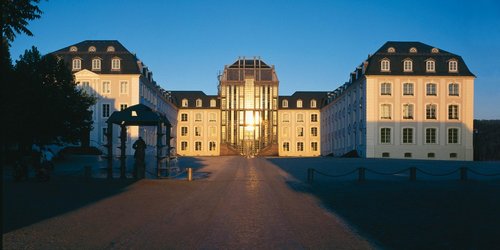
[105, 104, 171, 179]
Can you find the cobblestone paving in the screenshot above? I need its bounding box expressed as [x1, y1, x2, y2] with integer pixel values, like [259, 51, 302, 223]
[3, 156, 373, 249]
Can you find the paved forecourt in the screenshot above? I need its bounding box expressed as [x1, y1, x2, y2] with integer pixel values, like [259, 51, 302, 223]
[3, 156, 373, 249]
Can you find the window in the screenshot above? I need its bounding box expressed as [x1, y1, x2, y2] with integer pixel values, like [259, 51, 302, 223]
[403, 59, 413, 72]
[404, 152, 412, 158]
[196, 99, 202, 107]
[297, 142, 304, 151]
[72, 58, 81, 70]
[449, 60, 458, 72]
[311, 142, 318, 151]
[195, 141, 202, 151]
[448, 105, 459, 119]
[381, 59, 390, 72]
[210, 99, 216, 107]
[180, 141, 188, 151]
[448, 128, 459, 144]
[102, 127, 108, 142]
[195, 113, 202, 122]
[310, 99, 317, 108]
[449, 83, 459, 96]
[282, 99, 288, 108]
[380, 128, 391, 144]
[181, 127, 188, 136]
[297, 100, 303, 108]
[181, 113, 188, 121]
[297, 114, 304, 122]
[283, 142, 290, 152]
[426, 83, 437, 96]
[102, 81, 111, 94]
[120, 81, 128, 94]
[311, 114, 318, 122]
[387, 47, 395, 53]
[209, 141, 216, 151]
[426, 128, 437, 144]
[426, 104, 437, 119]
[403, 83, 414, 96]
[402, 128, 414, 144]
[311, 127, 318, 136]
[431, 48, 439, 53]
[120, 104, 128, 111]
[194, 127, 201, 136]
[450, 153, 457, 158]
[402, 104, 414, 119]
[92, 58, 101, 70]
[380, 104, 391, 119]
[111, 58, 121, 70]
[182, 99, 188, 107]
[88, 46, 96, 52]
[381, 83, 391, 95]
[382, 152, 390, 157]
[102, 104, 110, 117]
[81, 81, 91, 93]
[282, 113, 290, 122]
[409, 47, 417, 53]
[70, 46, 78, 52]
[297, 127, 304, 137]
[428, 153, 435, 158]
[209, 113, 216, 122]
[209, 126, 217, 136]
[426, 60, 435, 72]
[107, 46, 115, 52]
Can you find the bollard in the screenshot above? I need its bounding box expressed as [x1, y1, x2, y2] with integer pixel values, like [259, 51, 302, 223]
[187, 168, 192, 181]
[410, 167, 417, 181]
[84, 165, 91, 180]
[460, 167, 468, 181]
[358, 167, 365, 182]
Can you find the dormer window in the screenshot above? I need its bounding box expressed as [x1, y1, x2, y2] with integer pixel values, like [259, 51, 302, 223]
[88, 46, 96, 52]
[181, 99, 188, 107]
[310, 99, 317, 108]
[111, 58, 121, 70]
[72, 58, 81, 71]
[196, 99, 202, 107]
[297, 99, 303, 108]
[381, 59, 390, 72]
[387, 47, 395, 53]
[409, 47, 417, 53]
[403, 59, 413, 72]
[431, 48, 439, 53]
[92, 58, 101, 70]
[449, 60, 458, 72]
[426, 59, 435, 72]
[69, 46, 78, 52]
[107, 46, 115, 52]
[282, 99, 288, 108]
[210, 99, 216, 107]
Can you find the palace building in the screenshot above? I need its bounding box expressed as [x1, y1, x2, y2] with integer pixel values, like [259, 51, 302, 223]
[51, 41, 474, 160]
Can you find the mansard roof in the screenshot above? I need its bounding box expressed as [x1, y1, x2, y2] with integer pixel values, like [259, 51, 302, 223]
[365, 41, 475, 77]
[279, 91, 328, 109]
[169, 91, 219, 109]
[228, 58, 271, 68]
[49, 40, 141, 74]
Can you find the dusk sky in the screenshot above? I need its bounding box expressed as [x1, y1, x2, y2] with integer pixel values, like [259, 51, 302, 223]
[10, 0, 500, 119]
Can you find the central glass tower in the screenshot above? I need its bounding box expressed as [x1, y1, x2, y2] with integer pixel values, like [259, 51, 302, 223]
[218, 57, 279, 155]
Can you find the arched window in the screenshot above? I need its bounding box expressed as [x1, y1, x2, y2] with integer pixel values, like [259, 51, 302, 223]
[111, 58, 121, 70]
[403, 83, 414, 96]
[409, 47, 417, 53]
[387, 47, 396, 53]
[449, 83, 459, 96]
[431, 48, 439, 53]
[381, 59, 390, 72]
[310, 99, 317, 108]
[426, 60, 435, 72]
[69, 46, 78, 52]
[72, 58, 81, 70]
[196, 99, 202, 107]
[403, 59, 413, 72]
[426, 83, 437, 96]
[296, 99, 303, 108]
[380, 82, 391, 95]
[210, 99, 216, 107]
[88, 46, 96, 52]
[181, 99, 188, 107]
[107, 46, 115, 52]
[449, 60, 458, 72]
[426, 104, 437, 119]
[92, 58, 101, 70]
[282, 99, 288, 108]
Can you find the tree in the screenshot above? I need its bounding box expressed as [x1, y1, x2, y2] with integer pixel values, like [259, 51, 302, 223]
[0, 0, 42, 47]
[7, 47, 95, 147]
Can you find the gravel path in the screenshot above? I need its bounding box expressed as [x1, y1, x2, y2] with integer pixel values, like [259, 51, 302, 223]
[3, 156, 373, 249]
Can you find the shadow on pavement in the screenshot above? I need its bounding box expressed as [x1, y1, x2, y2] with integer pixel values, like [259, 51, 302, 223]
[2, 177, 137, 234]
[269, 157, 500, 250]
